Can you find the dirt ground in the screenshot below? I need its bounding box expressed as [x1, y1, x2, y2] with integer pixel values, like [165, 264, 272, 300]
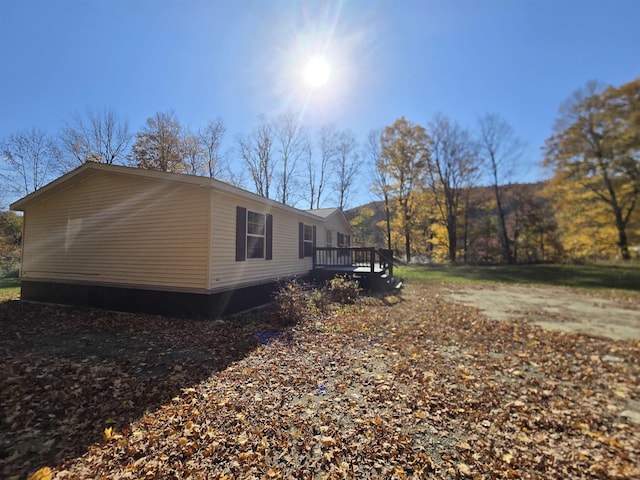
[445, 284, 640, 341]
[447, 284, 640, 428]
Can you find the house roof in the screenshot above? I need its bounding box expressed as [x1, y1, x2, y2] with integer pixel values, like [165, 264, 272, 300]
[306, 207, 353, 235]
[10, 163, 325, 222]
[306, 207, 341, 219]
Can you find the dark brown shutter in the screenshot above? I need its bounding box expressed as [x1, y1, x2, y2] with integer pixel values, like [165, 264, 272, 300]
[236, 206, 247, 261]
[298, 222, 304, 259]
[265, 214, 273, 260]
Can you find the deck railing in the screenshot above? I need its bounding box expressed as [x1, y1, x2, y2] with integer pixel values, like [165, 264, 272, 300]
[313, 247, 394, 276]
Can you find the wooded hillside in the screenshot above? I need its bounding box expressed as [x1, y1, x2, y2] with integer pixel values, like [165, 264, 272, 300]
[348, 179, 639, 263]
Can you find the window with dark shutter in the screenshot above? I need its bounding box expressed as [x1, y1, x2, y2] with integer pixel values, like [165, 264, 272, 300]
[303, 224, 313, 257]
[238, 207, 272, 261]
[247, 211, 266, 259]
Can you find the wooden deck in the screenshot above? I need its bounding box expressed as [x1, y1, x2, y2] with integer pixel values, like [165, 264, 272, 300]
[312, 247, 397, 291]
[316, 264, 387, 274]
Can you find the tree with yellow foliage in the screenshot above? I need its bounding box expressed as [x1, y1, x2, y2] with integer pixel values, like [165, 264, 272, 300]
[544, 177, 619, 260]
[379, 118, 430, 262]
[544, 78, 640, 260]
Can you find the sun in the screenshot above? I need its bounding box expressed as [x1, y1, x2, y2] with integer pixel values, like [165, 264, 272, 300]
[303, 56, 331, 88]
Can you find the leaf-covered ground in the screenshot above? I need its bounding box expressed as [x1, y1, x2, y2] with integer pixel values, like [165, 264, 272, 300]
[2, 284, 639, 479]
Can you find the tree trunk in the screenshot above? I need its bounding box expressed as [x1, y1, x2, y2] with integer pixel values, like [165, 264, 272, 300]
[447, 212, 457, 262]
[404, 208, 412, 263]
[614, 209, 631, 260]
[384, 194, 392, 251]
[462, 189, 472, 264]
[494, 184, 512, 263]
[405, 230, 411, 263]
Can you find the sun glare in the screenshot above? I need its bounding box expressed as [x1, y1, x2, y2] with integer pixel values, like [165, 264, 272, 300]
[303, 56, 331, 88]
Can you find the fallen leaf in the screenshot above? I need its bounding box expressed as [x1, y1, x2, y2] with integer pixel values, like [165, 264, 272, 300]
[27, 467, 52, 480]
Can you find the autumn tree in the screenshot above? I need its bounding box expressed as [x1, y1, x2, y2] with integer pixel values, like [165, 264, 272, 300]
[332, 130, 360, 210]
[0, 211, 22, 245]
[59, 107, 131, 171]
[0, 128, 60, 197]
[349, 205, 386, 248]
[477, 113, 524, 263]
[544, 177, 620, 260]
[132, 111, 186, 173]
[237, 115, 275, 199]
[0, 210, 22, 272]
[380, 117, 430, 262]
[425, 114, 479, 262]
[544, 78, 640, 260]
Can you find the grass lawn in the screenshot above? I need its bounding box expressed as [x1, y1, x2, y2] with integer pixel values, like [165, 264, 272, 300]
[396, 262, 640, 292]
[0, 277, 19, 302]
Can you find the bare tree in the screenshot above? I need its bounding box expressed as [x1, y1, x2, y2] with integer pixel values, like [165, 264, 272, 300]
[223, 162, 249, 189]
[477, 113, 524, 263]
[0, 128, 60, 197]
[237, 115, 275, 198]
[369, 129, 393, 250]
[132, 111, 185, 173]
[198, 118, 226, 178]
[182, 128, 205, 176]
[304, 148, 318, 210]
[333, 130, 360, 210]
[426, 114, 480, 262]
[274, 113, 309, 206]
[59, 106, 131, 171]
[314, 124, 339, 209]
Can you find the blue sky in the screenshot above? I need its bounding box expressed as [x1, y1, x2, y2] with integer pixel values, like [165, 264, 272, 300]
[1, 0, 638, 207]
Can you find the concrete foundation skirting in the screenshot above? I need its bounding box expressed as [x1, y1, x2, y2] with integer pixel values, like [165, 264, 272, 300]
[19, 280, 282, 319]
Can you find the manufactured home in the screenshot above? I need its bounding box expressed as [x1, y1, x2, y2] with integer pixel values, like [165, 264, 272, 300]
[10, 163, 365, 317]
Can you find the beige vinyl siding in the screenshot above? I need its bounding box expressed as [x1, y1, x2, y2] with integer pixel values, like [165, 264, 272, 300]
[21, 172, 210, 290]
[209, 191, 322, 291]
[323, 214, 353, 245]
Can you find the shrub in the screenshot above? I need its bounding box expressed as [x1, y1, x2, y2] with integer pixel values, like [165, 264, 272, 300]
[271, 280, 327, 326]
[324, 275, 361, 304]
[0, 244, 20, 278]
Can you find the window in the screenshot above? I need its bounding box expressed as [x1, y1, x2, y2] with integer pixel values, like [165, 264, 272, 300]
[298, 222, 316, 258]
[326, 229, 332, 247]
[304, 225, 313, 257]
[246, 211, 265, 258]
[236, 206, 272, 261]
[336, 232, 351, 247]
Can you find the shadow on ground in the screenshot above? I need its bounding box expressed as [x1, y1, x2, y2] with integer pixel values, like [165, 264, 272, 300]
[0, 300, 286, 479]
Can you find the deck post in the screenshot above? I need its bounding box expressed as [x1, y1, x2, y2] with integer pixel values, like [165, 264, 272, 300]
[369, 247, 375, 274]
